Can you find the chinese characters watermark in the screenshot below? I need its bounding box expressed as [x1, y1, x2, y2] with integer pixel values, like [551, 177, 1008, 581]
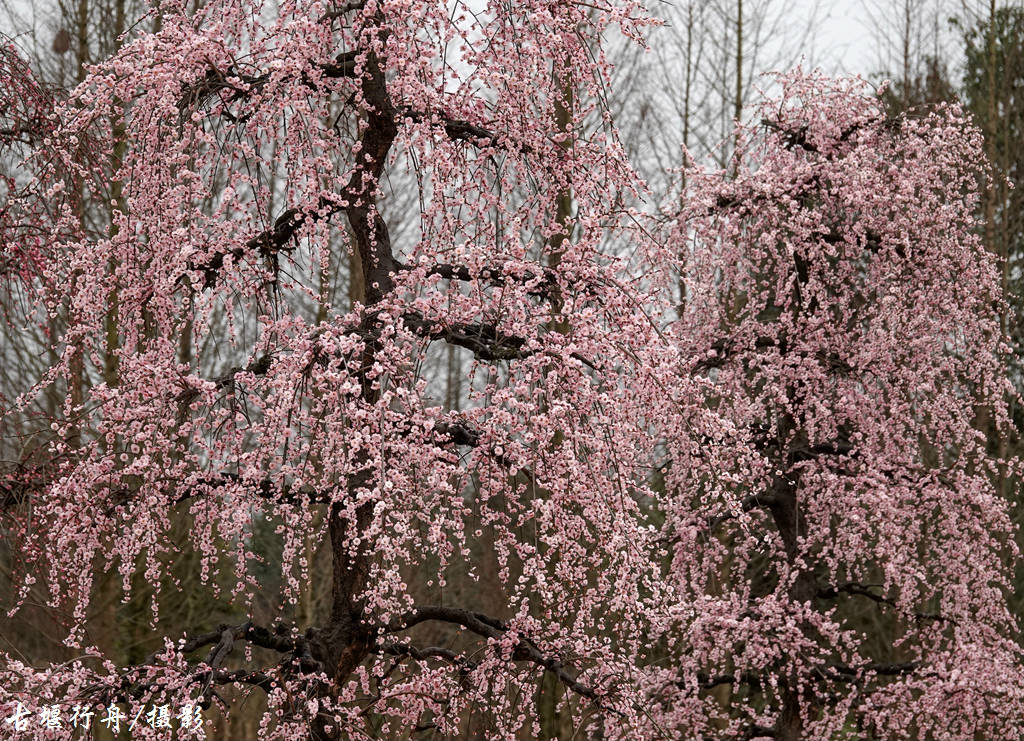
[4, 700, 205, 737]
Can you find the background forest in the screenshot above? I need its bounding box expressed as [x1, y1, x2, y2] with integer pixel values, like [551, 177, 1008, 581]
[1, 0, 1024, 739]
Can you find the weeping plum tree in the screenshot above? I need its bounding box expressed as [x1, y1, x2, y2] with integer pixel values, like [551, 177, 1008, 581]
[653, 72, 1024, 739]
[0, 0, 744, 738]
[1, 0, 1023, 738]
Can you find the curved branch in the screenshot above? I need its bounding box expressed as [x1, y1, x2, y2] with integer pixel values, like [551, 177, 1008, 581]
[400, 107, 534, 155]
[705, 493, 777, 531]
[826, 661, 921, 682]
[378, 642, 478, 673]
[415, 262, 557, 297]
[386, 606, 610, 708]
[81, 621, 321, 709]
[402, 312, 529, 361]
[816, 582, 952, 624]
[695, 671, 763, 691]
[156, 621, 320, 671]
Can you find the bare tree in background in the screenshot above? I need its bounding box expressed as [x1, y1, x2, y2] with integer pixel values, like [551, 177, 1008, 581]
[606, 0, 822, 317]
[863, 0, 955, 104]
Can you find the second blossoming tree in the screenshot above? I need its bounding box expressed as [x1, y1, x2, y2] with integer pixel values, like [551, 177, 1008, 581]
[654, 72, 1024, 740]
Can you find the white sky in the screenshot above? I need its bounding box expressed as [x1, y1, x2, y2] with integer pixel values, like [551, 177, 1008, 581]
[808, 1, 881, 76]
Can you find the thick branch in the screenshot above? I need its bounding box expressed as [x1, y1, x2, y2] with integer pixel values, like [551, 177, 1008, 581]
[105, 473, 335, 517]
[378, 642, 478, 673]
[320, 0, 366, 22]
[761, 117, 882, 153]
[695, 671, 763, 691]
[706, 173, 823, 217]
[189, 197, 346, 288]
[402, 312, 528, 361]
[791, 438, 857, 462]
[178, 52, 359, 116]
[400, 107, 534, 154]
[704, 493, 777, 532]
[694, 335, 854, 378]
[387, 606, 607, 707]
[340, 48, 399, 305]
[389, 605, 508, 636]
[417, 262, 556, 297]
[207, 668, 275, 692]
[433, 418, 483, 447]
[826, 661, 920, 682]
[816, 582, 950, 624]
[175, 352, 273, 417]
[820, 226, 884, 254]
[319, 50, 359, 79]
[82, 621, 320, 709]
[155, 621, 317, 668]
[694, 335, 781, 372]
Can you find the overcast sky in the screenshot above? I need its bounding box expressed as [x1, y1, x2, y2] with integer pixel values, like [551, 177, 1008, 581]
[810, 2, 879, 75]
[807, 0, 967, 80]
